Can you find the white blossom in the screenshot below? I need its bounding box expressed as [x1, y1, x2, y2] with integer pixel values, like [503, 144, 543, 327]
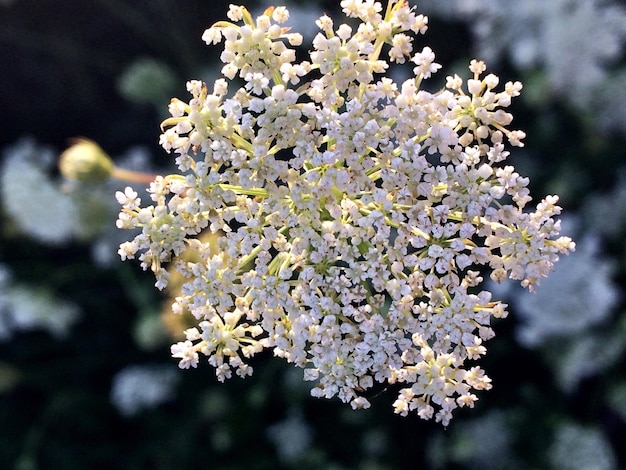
[117, 1, 573, 424]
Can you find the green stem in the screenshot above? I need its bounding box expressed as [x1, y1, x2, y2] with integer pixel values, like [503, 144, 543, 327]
[218, 184, 269, 198]
[111, 166, 159, 184]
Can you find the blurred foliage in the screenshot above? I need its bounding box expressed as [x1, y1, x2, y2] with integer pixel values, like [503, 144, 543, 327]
[1, 0, 625, 468]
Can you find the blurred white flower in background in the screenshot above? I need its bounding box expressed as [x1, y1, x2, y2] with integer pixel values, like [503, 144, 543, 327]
[589, 69, 626, 134]
[607, 381, 626, 422]
[110, 364, 180, 416]
[582, 172, 626, 240]
[426, 410, 518, 469]
[422, 0, 626, 84]
[1, 137, 157, 270]
[489, 214, 625, 392]
[422, 0, 626, 131]
[512, 234, 618, 347]
[361, 427, 389, 459]
[553, 328, 626, 392]
[549, 422, 616, 470]
[1, 138, 80, 243]
[0, 264, 80, 340]
[266, 410, 313, 463]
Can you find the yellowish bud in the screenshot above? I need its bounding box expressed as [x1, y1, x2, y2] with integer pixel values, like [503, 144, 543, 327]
[59, 138, 114, 183]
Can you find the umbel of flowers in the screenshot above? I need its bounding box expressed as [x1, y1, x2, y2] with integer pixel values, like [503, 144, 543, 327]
[116, 0, 574, 425]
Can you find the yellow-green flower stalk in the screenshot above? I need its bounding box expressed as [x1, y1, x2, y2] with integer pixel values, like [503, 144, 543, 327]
[59, 138, 157, 184]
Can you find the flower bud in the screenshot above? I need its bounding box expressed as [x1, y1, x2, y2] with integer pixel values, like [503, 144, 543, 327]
[59, 138, 114, 183]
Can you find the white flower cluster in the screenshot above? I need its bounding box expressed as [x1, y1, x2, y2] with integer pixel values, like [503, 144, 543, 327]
[116, 0, 574, 425]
